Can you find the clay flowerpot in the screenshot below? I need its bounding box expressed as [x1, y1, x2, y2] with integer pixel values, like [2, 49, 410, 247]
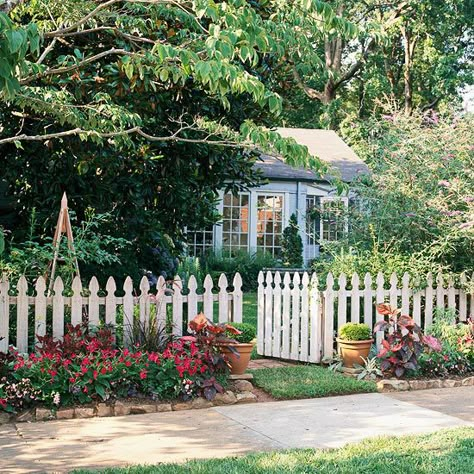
[336, 338, 373, 368]
[220, 342, 255, 375]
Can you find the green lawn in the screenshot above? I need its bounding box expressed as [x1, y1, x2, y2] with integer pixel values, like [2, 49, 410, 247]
[74, 427, 474, 473]
[243, 292, 258, 328]
[250, 365, 377, 399]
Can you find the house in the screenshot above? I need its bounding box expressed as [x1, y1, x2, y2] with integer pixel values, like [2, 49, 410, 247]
[187, 128, 369, 264]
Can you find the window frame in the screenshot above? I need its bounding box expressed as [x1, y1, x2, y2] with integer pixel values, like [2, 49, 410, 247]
[319, 196, 349, 243]
[221, 191, 251, 255]
[255, 192, 286, 257]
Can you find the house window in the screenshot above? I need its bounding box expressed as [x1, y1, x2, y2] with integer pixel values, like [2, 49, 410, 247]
[256, 194, 284, 257]
[187, 227, 214, 257]
[320, 197, 348, 242]
[222, 193, 249, 254]
[306, 195, 321, 245]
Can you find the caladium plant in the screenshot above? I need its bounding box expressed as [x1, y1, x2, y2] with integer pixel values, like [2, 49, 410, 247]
[374, 304, 441, 378]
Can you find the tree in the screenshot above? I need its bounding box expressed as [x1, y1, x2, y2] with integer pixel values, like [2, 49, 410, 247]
[0, 0, 341, 280]
[281, 214, 304, 267]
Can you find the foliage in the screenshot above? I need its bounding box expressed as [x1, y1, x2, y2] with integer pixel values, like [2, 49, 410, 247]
[226, 323, 256, 344]
[281, 214, 303, 267]
[374, 304, 442, 378]
[202, 250, 277, 292]
[0, 210, 131, 283]
[72, 427, 474, 474]
[0, 319, 233, 412]
[353, 357, 383, 381]
[344, 113, 474, 276]
[0, 0, 333, 283]
[418, 345, 473, 378]
[339, 323, 371, 341]
[249, 366, 377, 400]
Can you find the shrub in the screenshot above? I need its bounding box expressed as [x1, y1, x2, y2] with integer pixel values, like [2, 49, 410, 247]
[339, 323, 371, 341]
[227, 323, 256, 344]
[375, 304, 442, 378]
[281, 213, 303, 267]
[202, 250, 277, 291]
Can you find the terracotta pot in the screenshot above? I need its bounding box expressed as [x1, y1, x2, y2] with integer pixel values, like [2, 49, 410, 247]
[220, 342, 255, 375]
[336, 338, 373, 368]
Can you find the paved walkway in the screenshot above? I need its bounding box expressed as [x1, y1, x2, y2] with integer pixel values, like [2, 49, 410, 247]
[1, 387, 473, 473]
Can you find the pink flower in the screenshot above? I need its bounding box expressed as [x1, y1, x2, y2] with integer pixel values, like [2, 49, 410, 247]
[139, 370, 147, 380]
[438, 180, 450, 188]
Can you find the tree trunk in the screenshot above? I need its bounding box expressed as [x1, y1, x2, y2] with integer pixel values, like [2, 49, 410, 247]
[402, 26, 414, 116]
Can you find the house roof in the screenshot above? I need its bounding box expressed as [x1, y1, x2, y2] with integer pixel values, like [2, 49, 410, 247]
[253, 128, 369, 183]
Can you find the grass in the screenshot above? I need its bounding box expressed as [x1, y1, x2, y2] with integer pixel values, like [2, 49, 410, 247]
[249, 365, 377, 399]
[242, 292, 258, 328]
[74, 427, 474, 473]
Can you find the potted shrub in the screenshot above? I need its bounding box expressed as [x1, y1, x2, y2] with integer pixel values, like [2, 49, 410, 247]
[336, 322, 373, 368]
[220, 322, 256, 375]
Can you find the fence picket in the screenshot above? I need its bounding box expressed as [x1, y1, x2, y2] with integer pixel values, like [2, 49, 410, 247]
[337, 274, 347, 330]
[105, 277, 117, 328]
[401, 273, 410, 315]
[218, 274, 228, 324]
[203, 275, 214, 322]
[232, 273, 243, 323]
[257, 272, 264, 355]
[436, 273, 445, 309]
[323, 273, 334, 360]
[375, 272, 385, 348]
[52, 277, 65, 340]
[0, 279, 9, 352]
[156, 276, 167, 336]
[350, 273, 360, 323]
[281, 272, 291, 359]
[172, 276, 184, 335]
[34, 277, 47, 343]
[139, 276, 150, 331]
[459, 273, 467, 321]
[188, 275, 199, 324]
[389, 273, 398, 309]
[425, 273, 434, 328]
[88, 277, 100, 327]
[309, 273, 320, 363]
[300, 272, 309, 362]
[272, 272, 282, 358]
[290, 272, 301, 360]
[264, 271, 273, 356]
[363, 273, 373, 330]
[447, 276, 456, 309]
[413, 276, 421, 327]
[123, 277, 134, 347]
[71, 276, 83, 326]
[17, 276, 29, 353]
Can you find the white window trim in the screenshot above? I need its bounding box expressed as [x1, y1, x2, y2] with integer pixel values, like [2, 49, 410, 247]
[319, 196, 349, 242]
[220, 191, 251, 254]
[255, 192, 286, 256]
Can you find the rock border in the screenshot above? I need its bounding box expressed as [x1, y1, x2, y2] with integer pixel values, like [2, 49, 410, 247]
[377, 375, 474, 392]
[1, 380, 258, 425]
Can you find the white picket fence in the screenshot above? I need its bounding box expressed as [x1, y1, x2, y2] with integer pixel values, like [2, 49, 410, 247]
[258, 271, 473, 363]
[0, 273, 242, 353]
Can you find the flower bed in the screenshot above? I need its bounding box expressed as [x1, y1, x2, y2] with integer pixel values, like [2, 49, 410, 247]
[0, 314, 243, 416]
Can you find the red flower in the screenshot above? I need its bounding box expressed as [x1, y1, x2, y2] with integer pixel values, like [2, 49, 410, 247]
[93, 370, 99, 380]
[83, 387, 88, 393]
[139, 370, 147, 380]
[0, 399, 7, 409]
[69, 377, 76, 383]
[100, 367, 107, 375]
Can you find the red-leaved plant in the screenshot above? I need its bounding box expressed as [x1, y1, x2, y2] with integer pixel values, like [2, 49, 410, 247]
[374, 304, 441, 378]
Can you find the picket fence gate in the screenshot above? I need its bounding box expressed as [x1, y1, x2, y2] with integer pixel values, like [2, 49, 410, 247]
[0, 273, 242, 354]
[257, 271, 473, 363]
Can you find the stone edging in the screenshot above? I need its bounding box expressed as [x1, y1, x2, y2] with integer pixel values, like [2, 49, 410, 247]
[0, 381, 256, 425]
[377, 375, 474, 392]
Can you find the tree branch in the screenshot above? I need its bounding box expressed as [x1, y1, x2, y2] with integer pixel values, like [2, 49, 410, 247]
[292, 67, 324, 101]
[0, 126, 255, 150]
[20, 48, 137, 85]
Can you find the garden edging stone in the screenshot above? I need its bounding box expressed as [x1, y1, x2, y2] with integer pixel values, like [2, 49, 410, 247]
[377, 376, 474, 392]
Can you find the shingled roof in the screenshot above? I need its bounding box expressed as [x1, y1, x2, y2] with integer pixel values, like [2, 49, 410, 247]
[253, 128, 369, 183]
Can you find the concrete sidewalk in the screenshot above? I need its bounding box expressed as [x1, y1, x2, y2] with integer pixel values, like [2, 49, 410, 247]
[1, 388, 473, 473]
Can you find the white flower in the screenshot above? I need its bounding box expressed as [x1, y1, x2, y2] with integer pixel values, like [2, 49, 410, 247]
[52, 392, 61, 406]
